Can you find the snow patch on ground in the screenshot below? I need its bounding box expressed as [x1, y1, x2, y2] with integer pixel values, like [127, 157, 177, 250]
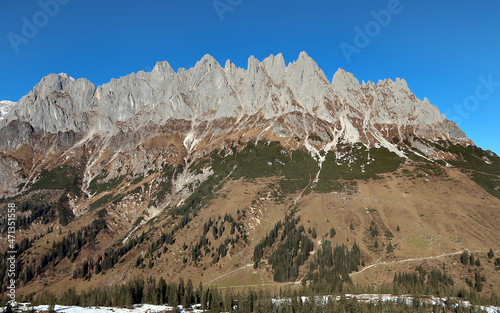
[183, 131, 200, 153]
[16, 304, 204, 313]
[272, 294, 500, 313]
[11, 295, 500, 313]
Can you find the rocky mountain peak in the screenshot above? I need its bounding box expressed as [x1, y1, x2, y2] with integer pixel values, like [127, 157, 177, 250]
[152, 61, 174, 76]
[247, 55, 261, 73]
[332, 68, 361, 92]
[262, 53, 286, 82]
[195, 54, 221, 72]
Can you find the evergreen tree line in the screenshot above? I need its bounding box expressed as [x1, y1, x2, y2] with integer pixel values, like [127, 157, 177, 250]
[272, 294, 491, 313]
[23, 277, 497, 313]
[392, 265, 454, 296]
[305, 240, 361, 293]
[108, 212, 248, 272]
[203, 213, 245, 240]
[460, 251, 484, 267]
[457, 250, 496, 293]
[191, 235, 210, 264]
[34, 276, 199, 308]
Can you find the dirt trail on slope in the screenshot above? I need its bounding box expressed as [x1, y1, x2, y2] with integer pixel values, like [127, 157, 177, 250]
[210, 250, 499, 285]
[350, 249, 499, 277]
[208, 263, 254, 284]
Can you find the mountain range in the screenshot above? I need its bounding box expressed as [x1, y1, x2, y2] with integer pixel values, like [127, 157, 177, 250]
[0, 53, 499, 298]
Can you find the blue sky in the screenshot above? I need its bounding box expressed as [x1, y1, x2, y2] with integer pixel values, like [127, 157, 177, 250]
[1, 0, 499, 154]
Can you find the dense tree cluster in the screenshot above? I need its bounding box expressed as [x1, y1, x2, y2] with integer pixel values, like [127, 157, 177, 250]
[465, 272, 486, 292]
[305, 240, 361, 292]
[35, 276, 201, 308]
[72, 231, 151, 279]
[268, 222, 313, 282]
[0, 218, 106, 290]
[393, 265, 454, 296]
[0, 237, 34, 290]
[191, 214, 246, 265]
[253, 220, 283, 267]
[251, 214, 314, 282]
[1, 202, 55, 232]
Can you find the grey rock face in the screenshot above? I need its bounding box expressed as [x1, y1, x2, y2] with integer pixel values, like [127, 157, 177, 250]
[1, 74, 96, 133]
[1, 53, 470, 146]
[0, 157, 24, 197]
[0, 120, 36, 152]
[0, 52, 472, 159]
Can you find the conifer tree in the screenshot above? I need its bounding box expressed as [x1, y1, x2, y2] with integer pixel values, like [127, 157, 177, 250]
[195, 281, 203, 305]
[329, 227, 336, 238]
[177, 277, 185, 306]
[157, 277, 167, 304]
[183, 279, 193, 307]
[488, 248, 494, 259]
[460, 251, 469, 265]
